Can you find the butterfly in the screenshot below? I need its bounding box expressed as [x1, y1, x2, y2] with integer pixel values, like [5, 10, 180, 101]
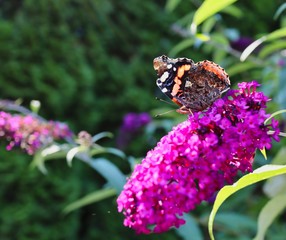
[154, 55, 230, 114]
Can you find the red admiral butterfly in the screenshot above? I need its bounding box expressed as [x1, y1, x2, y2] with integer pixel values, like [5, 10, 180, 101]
[153, 55, 231, 114]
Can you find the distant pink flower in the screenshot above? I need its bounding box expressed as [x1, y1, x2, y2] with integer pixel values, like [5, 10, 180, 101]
[0, 112, 72, 154]
[117, 81, 280, 234]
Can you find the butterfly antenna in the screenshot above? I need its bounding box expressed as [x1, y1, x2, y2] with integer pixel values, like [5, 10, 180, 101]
[154, 109, 176, 118]
[155, 97, 176, 106]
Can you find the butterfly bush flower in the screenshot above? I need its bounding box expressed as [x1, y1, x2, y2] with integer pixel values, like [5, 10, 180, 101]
[117, 112, 151, 149]
[117, 81, 280, 234]
[0, 111, 72, 154]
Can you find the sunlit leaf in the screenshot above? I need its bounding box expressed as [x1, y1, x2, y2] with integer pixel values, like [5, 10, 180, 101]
[208, 164, 286, 240]
[240, 37, 266, 62]
[266, 27, 286, 41]
[253, 194, 286, 240]
[195, 33, 210, 42]
[66, 146, 87, 166]
[241, 28, 286, 61]
[175, 214, 203, 240]
[260, 148, 267, 160]
[264, 109, 286, 125]
[192, 0, 237, 28]
[89, 158, 126, 192]
[63, 188, 116, 214]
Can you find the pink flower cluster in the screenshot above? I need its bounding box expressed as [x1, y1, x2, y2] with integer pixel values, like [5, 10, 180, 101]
[0, 111, 72, 154]
[117, 81, 280, 234]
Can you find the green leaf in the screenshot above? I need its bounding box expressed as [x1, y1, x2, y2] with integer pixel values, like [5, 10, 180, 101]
[253, 194, 286, 240]
[260, 148, 267, 160]
[192, 0, 237, 28]
[258, 40, 286, 58]
[31, 144, 68, 174]
[66, 146, 88, 166]
[274, 3, 286, 20]
[208, 164, 286, 240]
[264, 109, 286, 125]
[169, 38, 195, 57]
[92, 131, 113, 143]
[165, 0, 182, 12]
[63, 188, 117, 214]
[241, 28, 286, 61]
[89, 158, 126, 192]
[195, 33, 210, 42]
[266, 27, 286, 41]
[227, 62, 258, 76]
[90, 147, 126, 159]
[175, 214, 203, 240]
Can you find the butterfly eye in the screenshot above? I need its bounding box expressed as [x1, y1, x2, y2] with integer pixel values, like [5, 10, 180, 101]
[162, 55, 168, 62]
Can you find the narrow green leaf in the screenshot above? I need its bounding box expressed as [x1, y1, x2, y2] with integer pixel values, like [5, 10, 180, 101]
[165, 0, 182, 12]
[266, 27, 286, 41]
[240, 37, 266, 62]
[90, 147, 125, 159]
[227, 62, 258, 76]
[274, 3, 286, 20]
[169, 38, 195, 57]
[30, 144, 67, 174]
[208, 164, 286, 240]
[66, 146, 87, 166]
[253, 194, 286, 240]
[89, 158, 126, 192]
[175, 214, 203, 240]
[195, 33, 210, 42]
[63, 188, 116, 214]
[258, 41, 286, 58]
[192, 0, 237, 27]
[31, 151, 48, 174]
[264, 109, 286, 125]
[241, 28, 286, 61]
[260, 148, 267, 160]
[92, 131, 113, 143]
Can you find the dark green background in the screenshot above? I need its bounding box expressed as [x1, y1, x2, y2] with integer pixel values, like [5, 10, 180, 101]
[0, 0, 285, 239]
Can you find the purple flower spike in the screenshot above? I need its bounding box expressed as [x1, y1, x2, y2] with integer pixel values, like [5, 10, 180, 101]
[0, 112, 72, 155]
[117, 81, 280, 234]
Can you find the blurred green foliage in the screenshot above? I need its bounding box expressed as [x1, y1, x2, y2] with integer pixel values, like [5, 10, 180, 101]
[0, 0, 180, 239]
[0, 0, 286, 239]
[0, 0, 175, 133]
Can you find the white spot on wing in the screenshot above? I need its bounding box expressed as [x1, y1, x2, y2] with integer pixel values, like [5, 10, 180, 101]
[162, 87, 168, 93]
[160, 72, 169, 82]
[173, 67, 176, 71]
[167, 64, 172, 69]
[185, 81, 192, 88]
